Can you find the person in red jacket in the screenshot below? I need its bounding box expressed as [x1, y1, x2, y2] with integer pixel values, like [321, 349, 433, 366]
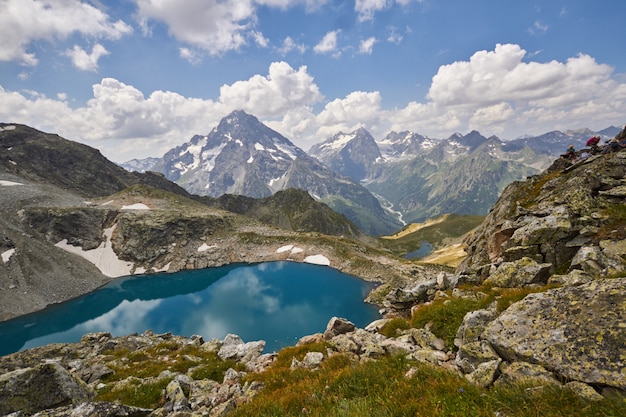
[586, 135, 601, 153]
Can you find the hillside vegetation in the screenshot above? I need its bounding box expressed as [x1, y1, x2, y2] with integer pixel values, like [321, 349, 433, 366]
[1, 124, 625, 416]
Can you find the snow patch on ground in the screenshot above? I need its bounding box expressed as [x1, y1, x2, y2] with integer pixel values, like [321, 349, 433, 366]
[55, 226, 135, 277]
[0, 180, 22, 186]
[304, 255, 331, 266]
[198, 243, 217, 252]
[121, 203, 150, 210]
[276, 245, 294, 253]
[1, 248, 15, 263]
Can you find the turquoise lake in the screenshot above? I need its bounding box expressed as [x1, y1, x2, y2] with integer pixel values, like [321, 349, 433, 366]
[0, 261, 380, 356]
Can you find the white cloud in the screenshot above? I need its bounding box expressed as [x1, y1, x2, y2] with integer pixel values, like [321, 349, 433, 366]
[0, 0, 132, 65]
[65, 44, 110, 72]
[355, 0, 423, 22]
[528, 20, 549, 35]
[277, 36, 306, 55]
[251, 30, 269, 48]
[1, 45, 625, 163]
[315, 91, 387, 139]
[359, 37, 376, 54]
[218, 61, 324, 117]
[419, 43, 624, 138]
[179, 47, 203, 64]
[313, 30, 340, 55]
[134, 0, 257, 55]
[355, 0, 390, 22]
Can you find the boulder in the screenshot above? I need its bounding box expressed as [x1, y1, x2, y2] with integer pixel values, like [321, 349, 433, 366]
[484, 257, 552, 287]
[323, 317, 355, 339]
[0, 362, 92, 415]
[465, 359, 501, 388]
[454, 308, 498, 348]
[483, 278, 626, 390]
[455, 341, 500, 374]
[217, 334, 265, 363]
[494, 361, 560, 387]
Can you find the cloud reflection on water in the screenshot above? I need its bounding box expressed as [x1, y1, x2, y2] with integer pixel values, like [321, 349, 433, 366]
[1, 261, 380, 355]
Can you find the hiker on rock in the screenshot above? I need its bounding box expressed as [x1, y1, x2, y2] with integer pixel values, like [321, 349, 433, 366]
[561, 144, 576, 160]
[586, 135, 601, 153]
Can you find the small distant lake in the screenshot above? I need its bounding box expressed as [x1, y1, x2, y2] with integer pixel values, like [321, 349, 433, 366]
[0, 262, 380, 356]
[403, 241, 434, 259]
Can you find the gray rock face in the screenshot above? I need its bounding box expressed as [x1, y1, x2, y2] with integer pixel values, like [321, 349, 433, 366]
[458, 150, 626, 278]
[482, 278, 626, 389]
[0, 362, 92, 415]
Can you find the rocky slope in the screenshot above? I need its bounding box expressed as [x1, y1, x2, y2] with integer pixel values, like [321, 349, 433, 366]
[148, 111, 402, 236]
[0, 124, 433, 322]
[1, 127, 625, 415]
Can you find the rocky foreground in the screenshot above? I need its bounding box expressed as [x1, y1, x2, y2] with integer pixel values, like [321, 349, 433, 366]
[1, 132, 626, 415]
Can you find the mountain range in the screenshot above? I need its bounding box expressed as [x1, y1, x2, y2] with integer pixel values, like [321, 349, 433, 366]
[123, 110, 620, 232]
[1, 120, 625, 416]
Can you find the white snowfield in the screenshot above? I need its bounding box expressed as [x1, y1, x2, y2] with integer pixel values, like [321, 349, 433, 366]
[1, 248, 15, 263]
[276, 245, 330, 266]
[121, 203, 150, 210]
[55, 226, 135, 278]
[0, 180, 22, 186]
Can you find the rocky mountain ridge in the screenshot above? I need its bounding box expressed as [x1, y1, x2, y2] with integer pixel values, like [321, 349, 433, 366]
[1, 123, 625, 416]
[125, 110, 619, 234]
[0, 123, 427, 323]
[148, 110, 402, 236]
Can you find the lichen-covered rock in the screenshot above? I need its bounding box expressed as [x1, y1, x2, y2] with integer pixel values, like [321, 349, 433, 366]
[405, 328, 447, 351]
[455, 341, 500, 374]
[217, 334, 265, 363]
[484, 257, 552, 287]
[323, 317, 355, 339]
[483, 278, 626, 390]
[0, 362, 92, 415]
[29, 401, 152, 416]
[465, 359, 501, 388]
[458, 150, 626, 278]
[494, 361, 560, 387]
[454, 308, 498, 348]
[565, 381, 604, 402]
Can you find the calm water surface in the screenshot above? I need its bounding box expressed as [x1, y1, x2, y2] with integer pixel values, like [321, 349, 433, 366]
[0, 261, 380, 356]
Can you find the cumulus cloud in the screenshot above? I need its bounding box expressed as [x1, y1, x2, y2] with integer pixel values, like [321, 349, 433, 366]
[355, 0, 389, 22]
[419, 43, 625, 138]
[2, 45, 626, 163]
[65, 44, 109, 71]
[359, 37, 377, 54]
[218, 61, 324, 116]
[315, 91, 388, 139]
[134, 0, 259, 55]
[0, 0, 131, 65]
[313, 30, 340, 55]
[355, 0, 423, 22]
[277, 36, 307, 55]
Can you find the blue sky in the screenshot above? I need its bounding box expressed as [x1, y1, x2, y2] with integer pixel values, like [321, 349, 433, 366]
[1, 0, 626, 162]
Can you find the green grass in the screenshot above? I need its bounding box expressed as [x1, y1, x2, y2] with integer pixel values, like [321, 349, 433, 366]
[231, 353, 626, 417]
[93, 284, 625, 416]
[96, 341, 244, 408]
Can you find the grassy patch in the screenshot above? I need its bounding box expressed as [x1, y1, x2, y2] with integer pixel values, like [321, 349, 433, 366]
[410, 297, 490, 350]
[516, 171, 561, 210]
[97, 377, 170, 409]
[96, 341, 244, 408]
[231, 354, 626, 417]
[596, 202, 626, 241]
